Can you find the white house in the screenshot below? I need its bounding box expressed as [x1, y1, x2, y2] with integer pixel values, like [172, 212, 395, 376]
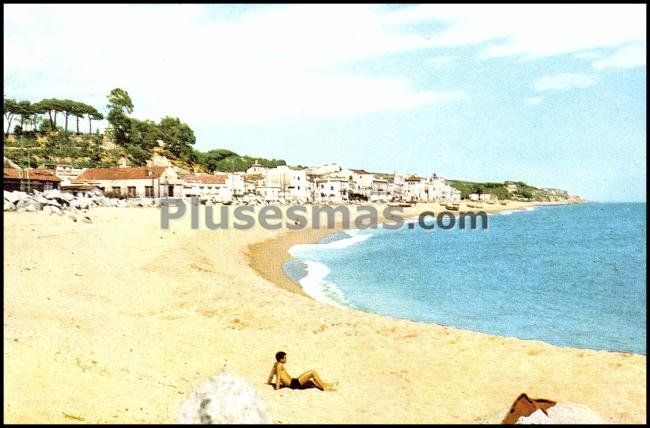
[369, 178, 389, 202]
[308, 163, 341, 176]
[225, 172, 246, 197]
[246, 160, 268, 175]
[265, 165, 311, 201]
[312, 173, 351, 203]
[74, 166, 182, 198]
[401, 174, 429, 202]
[181, 173, 232, 201]
[257, 185, 281, 202]
[428, 174, 461, 203]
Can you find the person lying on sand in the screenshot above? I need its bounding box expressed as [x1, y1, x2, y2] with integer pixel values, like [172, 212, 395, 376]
[267, 351, 338, 391]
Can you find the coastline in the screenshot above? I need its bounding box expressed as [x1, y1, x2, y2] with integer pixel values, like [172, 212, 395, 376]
[247, 200, 573, 301]
[4, 202, 645, 424]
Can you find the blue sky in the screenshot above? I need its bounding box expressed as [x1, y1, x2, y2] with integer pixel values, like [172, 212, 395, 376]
[4, 4, 646, 201]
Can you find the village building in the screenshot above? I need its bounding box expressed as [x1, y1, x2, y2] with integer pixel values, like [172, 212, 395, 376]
[428, 174, 461, 203]
[55, 164, 85, 182]
[74, 166, 182, 198]
[369, 178, 390, 202]
[224, 173, 246, 198]
[3, 168, 61, 193]
[312, 173, 351, 203]
[400, 174, 428, 202]
[265, 165, 311, 201]
[181, 173, 232, 200]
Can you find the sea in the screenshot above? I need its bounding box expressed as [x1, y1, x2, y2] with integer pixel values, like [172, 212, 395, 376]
[283, 203, 646, 354]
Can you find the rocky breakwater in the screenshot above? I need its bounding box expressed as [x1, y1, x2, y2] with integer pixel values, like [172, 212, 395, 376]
[4, 189, 164, 223]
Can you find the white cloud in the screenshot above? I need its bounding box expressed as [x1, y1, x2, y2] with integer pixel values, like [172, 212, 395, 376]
[3, 4, 464, 123]
[3, 4, 645, 125]
[534, 73, 598, 92]
[524, 96, 543, 106]
[574, 51, 602, 61]
[593, 44, 646, 69]
[428, 55, 455, 69]
[384, 4, 645, 60]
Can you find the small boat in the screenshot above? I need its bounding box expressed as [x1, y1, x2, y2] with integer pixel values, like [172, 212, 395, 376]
[500, 201, 508, 205]
[445, 204, 460, 211]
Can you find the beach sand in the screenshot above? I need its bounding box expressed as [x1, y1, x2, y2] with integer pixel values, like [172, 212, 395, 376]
[4, 202, 646, 423]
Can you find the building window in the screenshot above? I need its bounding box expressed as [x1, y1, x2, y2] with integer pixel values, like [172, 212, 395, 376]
[112, 186, 121, 195]
[127, 186, 136, 198]
[330, 186, 334, 190]
[145, 186, 154, 197]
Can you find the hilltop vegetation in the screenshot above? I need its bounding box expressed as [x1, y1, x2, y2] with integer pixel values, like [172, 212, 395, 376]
[3, 89, 285, 172]
[447, 179, 571, 202]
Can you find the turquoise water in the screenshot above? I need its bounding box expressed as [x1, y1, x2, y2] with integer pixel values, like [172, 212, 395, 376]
[284, 203, 647, 354]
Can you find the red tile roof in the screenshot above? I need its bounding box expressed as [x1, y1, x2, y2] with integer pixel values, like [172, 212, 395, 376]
[405, 175, 421, 181]
[181, 174, 227, 185]
[75, 166, 168, 181]
[4, 168, 61, 182]
[350, 169, 370, 174]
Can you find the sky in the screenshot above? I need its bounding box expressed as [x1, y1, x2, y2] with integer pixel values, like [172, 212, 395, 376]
[4, 4, 646, 202]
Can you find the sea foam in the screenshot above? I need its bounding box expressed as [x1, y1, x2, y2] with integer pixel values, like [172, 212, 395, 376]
[297, 261, 352, 309]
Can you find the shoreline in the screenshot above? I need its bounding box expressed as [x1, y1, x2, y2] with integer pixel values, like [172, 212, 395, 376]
[5, 203, 645, 423]
[247, 200, 574, 310]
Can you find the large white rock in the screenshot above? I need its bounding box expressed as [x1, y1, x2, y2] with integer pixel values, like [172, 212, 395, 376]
[517, 403, 609, 424]
[177, 371, 272, 424]
[5, 191, 29, 204]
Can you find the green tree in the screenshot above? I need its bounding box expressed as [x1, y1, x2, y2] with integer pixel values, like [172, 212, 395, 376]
[4, 98, 18, 135]
[87, 108, 104, 136]
[61, 99, 78, 136]
[200, 148, 238, 172]
[126, 143, 150, 166]
[130, 118, 162, 152]
[15, 100, 33, 135]
[158, 116, 196, 159]
[71, 101, 89, 135]
[106, 88, 134, 147]
[35, 98, 65, 131]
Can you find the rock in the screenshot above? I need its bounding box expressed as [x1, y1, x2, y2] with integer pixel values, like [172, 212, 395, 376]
[4, 191, 29, 204]
[516, 409, 552, 424]
[51, 206, 62, 216]
[4, 201, 15, 211]
[43, 205, 52, 215]
[43, 189, 74, 203]
[545, 403, 609, 424]
[25, 202, 41, 212]
[71, 197, 92, 209]
[513, 403, 609, 424]
[35, 195, 51, 205]
[177, 371, 272, 424]
[82, 216, 92, 224]
[68, 214, 78, 222]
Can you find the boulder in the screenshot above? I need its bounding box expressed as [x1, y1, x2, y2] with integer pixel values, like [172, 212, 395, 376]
[177, 371, 272, 424]
[4, 201, 15, 211]
[25, 203, 39, 212]
[5, 191, 29, 204]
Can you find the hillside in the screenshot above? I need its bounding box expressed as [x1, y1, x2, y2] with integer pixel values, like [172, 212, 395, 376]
[3, 133, 286, 173]
[447, 179, 578, 202]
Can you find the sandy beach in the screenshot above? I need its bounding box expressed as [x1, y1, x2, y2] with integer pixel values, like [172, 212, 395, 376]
[4, 202, 646, 423]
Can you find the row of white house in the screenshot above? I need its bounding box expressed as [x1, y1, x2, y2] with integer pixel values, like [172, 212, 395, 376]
[60, 160, 461, 203]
